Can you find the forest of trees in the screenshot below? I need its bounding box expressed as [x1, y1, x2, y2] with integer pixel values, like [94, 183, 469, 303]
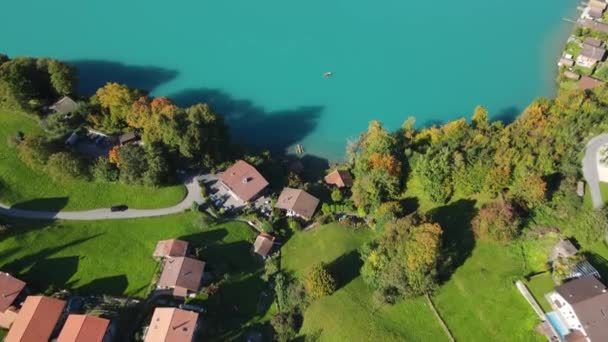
[347, 87, 608, 302]
[0, 54, 231, 186]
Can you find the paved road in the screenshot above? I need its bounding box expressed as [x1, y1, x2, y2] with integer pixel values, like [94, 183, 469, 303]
[582, 134, 608, 209]
[0, 176, 204, 221]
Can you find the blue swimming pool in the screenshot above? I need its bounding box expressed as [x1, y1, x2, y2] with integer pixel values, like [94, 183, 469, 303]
[546, 312, 570, 340]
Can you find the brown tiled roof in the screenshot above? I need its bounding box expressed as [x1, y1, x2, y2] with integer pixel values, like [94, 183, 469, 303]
[579, 75, 604, 90]
[50, 96, 79, 114]
[580, 18, 608, 34]
[219, 160, 268, 202]
[580, 43, 606, 61]
[556, 276, 608, 341]
[276, 188, 320, 219]
[158, 257, 205, 295]
[145, 308, 198, 342]
[584, 37, 604, 48]
[5, 296, 65, 342]
[119, 131, 140, 144]
[324, 170, 354, 188]
[57, 315, 110, 342]
[0, 273, 26, 313]
[154, 240, 189, 258]
[253, 233, 275, 258]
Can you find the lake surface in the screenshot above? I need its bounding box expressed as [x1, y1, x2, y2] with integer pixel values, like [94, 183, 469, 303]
[2, 0, 577, 160]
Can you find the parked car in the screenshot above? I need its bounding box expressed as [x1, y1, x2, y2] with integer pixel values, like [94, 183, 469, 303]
[110, 205, 128, 212]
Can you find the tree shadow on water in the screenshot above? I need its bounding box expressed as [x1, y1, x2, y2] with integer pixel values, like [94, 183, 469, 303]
[428, 199, 477, 283]
[69, 60, 179, 95]
[170, 88, 323, 154]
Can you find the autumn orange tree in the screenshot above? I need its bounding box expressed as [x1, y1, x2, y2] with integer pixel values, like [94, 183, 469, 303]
[472, 200, 521, 244]
[351, 121, 402, 214]
[94, 82, 141, 131]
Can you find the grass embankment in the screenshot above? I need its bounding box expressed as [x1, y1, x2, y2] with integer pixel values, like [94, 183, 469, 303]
[0, 111, 186, 210]
[0, 211, 271, 340]
[433, 243, 545, 342]
[282, 224, 448, 341]
[583, 182, 608, 208]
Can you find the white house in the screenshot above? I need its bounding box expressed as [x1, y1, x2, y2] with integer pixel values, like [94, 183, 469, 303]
[546, 276, 608, 341]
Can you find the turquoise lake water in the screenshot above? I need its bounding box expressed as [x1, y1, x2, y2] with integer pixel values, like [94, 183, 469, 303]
[2, 0, 577, 159]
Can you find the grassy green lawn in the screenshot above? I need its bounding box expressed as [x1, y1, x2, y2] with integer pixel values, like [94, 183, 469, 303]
[564, 40, 581, 58]
[525, 273, 554, 313]
[0, 212, 258, 298]
[433, 243, 544, 342]
[282, 224, 448, 341]
[0, 111, 186, 210]
[0, 211, 270, 340]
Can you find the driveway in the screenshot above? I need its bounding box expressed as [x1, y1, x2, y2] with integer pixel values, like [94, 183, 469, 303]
[582, 134, 608, 209]
[0, 175, 204, 221]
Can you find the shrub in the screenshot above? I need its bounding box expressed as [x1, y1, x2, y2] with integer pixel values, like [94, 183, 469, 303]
[91, 156, 119, 182]
[0, 224, 9, 235]
[270, 311, 300, 342]
[287, 218, 301, 231]
[17, 134, 53, 168]
[275, 273, 307, 312]
[304, 263, 336, 300]
[47, 152, 86, 180]
[472, 201, 521, 243]
[331, 188, 343, 202]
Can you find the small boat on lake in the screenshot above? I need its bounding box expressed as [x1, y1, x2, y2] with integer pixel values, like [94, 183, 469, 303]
[323, 72, 333, 78]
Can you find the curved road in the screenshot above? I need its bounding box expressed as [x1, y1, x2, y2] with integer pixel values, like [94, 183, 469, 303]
[0, 176, 204, 221]
[582, 134, 608, 209]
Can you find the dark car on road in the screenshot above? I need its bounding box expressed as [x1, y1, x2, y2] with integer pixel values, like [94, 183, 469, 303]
[110, 205, 128, 212]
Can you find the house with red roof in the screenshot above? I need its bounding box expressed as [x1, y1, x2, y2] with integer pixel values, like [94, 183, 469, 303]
[4, 295, 65, 342]
[252, 233, 275, 259]
[153, 239, 189, 259]
[157, 257, 205, 298]
[0, 272, 26, 329]
[57, 314, 110, 342]
[219, 160, 269, 203]
[144, 307, 199, 342]
[324, 169, 353, 188]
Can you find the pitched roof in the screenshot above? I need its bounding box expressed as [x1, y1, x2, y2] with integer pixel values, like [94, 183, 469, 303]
[219, 160, 269, 202]
[158, 257, 205, 294]
[276, 188, 320, 219]
[580, 18, 608, 34]
[119, 131, 139, 144]
[324, 170, 354, 188]
[580, 43, 606, 61]
[145, 308, 198, 342]
[154, 240, 189, 258]
[57, 315, 110, 342]
[5, 296, 65, 342]
[579, 75, 604, 90]
[0, 272, 26, 313]
[253, 233, 275, 258]
[584, 37, 604, 48]
[50, 96, 79, 114]
[556, 276, 608, 342]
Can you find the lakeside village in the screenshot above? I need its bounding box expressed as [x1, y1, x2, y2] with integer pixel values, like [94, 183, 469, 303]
[0, 153, 354, 342]
[557, 0, 608, 90]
